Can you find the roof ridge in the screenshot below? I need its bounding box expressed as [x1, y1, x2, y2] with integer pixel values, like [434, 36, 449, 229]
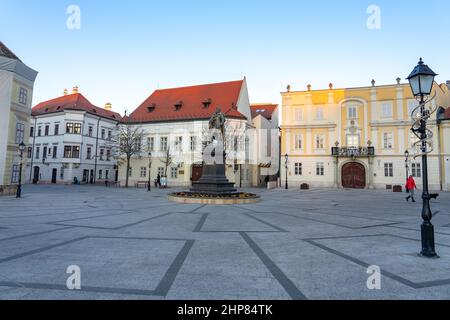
[154, 79, 243, 93]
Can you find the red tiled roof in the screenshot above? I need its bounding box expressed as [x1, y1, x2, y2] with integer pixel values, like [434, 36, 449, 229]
[32, 93, 122, 121]
[0, 41, 20, 61]
[250, 104, 278, 120]
[128, 80, 247, 123]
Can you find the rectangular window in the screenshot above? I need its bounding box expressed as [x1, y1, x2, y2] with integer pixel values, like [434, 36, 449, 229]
[147, 137, 155, 151]
[44, 125, 49, 136]
[64, 146, 72, 158]
[30, 127, 34, 137]
[74, 123, 82, 134]
[105, 170, 109, 180]
[53, 146, 57, 159]
[88, 126, 93, 137]
[295, 163, 302, 175]
[158, 167, 165, 177]
[108, 130, 112, 140]
[407, 100, 420, 118]
[42, 146, 47, 159]
[38, 126, 42, 137]
[316, 162, 325, 176]
[36, 147, 40, 159]
[381, 103, 393, 118]
[106, 149, 111, 161]
[101, 129, 105, 139]
[384, 163, 394, 177]
[87, 147, 92, 160]
[411, 163, 421, 178]
[315, 134, 325, 149]
[19, 87, 28, 105]
[171, 167, 178, 179]
[295, 135, 302, 150]
[128, 167, 132, 177]
[54, 124, 59, 135]
[316, 107, 324, 120]
[140, 167, 147, 178]
[66, 123, 74, 134]
[190, 136, 197, 151]
[98, 170, 103, 180]
[346, 134, 360, 147]
[295, 109, 303, 121]
[11, 164, 20, 183]
[348, 106, 357, 119]
[27, 147, 32, 158]
[175, 136, 183, 152]
[15, 123, 25, 144]
[72, 146, 80, 158]
[383, 132, 393, 149]
[100, 149, 105, 161]
[160, 137, 168, 151]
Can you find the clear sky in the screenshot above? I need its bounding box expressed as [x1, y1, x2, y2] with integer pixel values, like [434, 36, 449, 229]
[1, 0, 449, 115]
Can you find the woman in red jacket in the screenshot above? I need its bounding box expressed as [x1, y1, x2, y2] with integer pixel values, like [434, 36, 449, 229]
[406, 175, 417, 202]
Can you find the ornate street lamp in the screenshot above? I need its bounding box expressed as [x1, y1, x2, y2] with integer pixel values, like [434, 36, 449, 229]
[147, 152, 152, 192]
[404, 150, 410, 183]
[406, 58, 438, 258]
[284, 153, 289, 190]
[16, 141, 26, 198]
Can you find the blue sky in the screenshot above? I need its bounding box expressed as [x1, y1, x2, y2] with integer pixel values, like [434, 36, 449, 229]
[1, 0, 449, 115]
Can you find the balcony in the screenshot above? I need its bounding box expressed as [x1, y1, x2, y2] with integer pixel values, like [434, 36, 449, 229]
[331, 145, 375, 158]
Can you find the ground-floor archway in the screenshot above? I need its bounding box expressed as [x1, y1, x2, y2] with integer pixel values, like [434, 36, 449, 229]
[341, 162, 366, 189]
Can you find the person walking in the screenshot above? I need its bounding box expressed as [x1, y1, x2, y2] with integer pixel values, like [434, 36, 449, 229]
[405, 175, 417, 202]
[157, 173, 161, 188]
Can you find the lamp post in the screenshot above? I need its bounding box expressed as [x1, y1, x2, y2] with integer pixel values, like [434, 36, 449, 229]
[404, 150, 410, 182]
[16, 141, 26, 198]
[406, 58, 438, 258]
[147, 152, 152, 192]
[284, 153, 289, 190]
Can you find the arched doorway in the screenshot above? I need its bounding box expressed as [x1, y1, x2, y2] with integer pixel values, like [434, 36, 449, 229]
[342, 162, 366, 189]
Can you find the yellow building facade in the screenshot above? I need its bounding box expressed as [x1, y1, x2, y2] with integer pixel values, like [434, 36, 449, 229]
[0, 42, 38, 195]
[281, 80, 450, 191]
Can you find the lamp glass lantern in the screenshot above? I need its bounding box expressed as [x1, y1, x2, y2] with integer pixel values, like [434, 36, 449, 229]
[406, 58, 437, 97]
[18, 141, 26, 154]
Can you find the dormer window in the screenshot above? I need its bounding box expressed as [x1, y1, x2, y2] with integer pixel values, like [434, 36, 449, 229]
[202, 98, 212, 109]
[92, 109, 97, 113]
[147, 104, 156, 113]
[174, 100, 183, 111]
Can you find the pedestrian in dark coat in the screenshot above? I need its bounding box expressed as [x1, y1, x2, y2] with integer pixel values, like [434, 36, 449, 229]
[157, 173, 161, 188]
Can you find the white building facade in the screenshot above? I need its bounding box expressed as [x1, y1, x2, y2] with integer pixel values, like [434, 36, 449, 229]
[119, 79, 255, 188]
[26, 89, 121, 184]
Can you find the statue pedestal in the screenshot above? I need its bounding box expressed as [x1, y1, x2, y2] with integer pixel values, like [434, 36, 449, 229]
[190, 163, 237, 195]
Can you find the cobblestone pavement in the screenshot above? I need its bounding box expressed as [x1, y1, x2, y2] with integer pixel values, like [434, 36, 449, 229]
[0, 185, 449, 300]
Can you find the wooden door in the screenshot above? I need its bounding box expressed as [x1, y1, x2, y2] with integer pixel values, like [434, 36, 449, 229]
[342, 162, 366, 189]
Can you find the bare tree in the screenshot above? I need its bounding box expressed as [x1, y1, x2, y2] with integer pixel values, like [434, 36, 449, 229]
[108, 124, 145, 188]
[161, 147, 173, 178]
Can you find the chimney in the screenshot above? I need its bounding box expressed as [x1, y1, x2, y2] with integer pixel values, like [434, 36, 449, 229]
[105, 103, 112, 111]
[63, 88, 68, 95]
[72, 86, 79, 94]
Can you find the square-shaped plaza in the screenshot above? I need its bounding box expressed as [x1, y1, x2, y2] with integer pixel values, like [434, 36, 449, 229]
[0, 185, 449, 300]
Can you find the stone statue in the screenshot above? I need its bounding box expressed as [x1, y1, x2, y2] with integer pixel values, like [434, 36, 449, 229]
[209, 108, 226, 136]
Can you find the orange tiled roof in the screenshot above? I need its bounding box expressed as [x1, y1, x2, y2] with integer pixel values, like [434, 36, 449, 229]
[250, 104, 278, 120]
[32, 93, 122, 121]
[127, 80, 247, 123]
